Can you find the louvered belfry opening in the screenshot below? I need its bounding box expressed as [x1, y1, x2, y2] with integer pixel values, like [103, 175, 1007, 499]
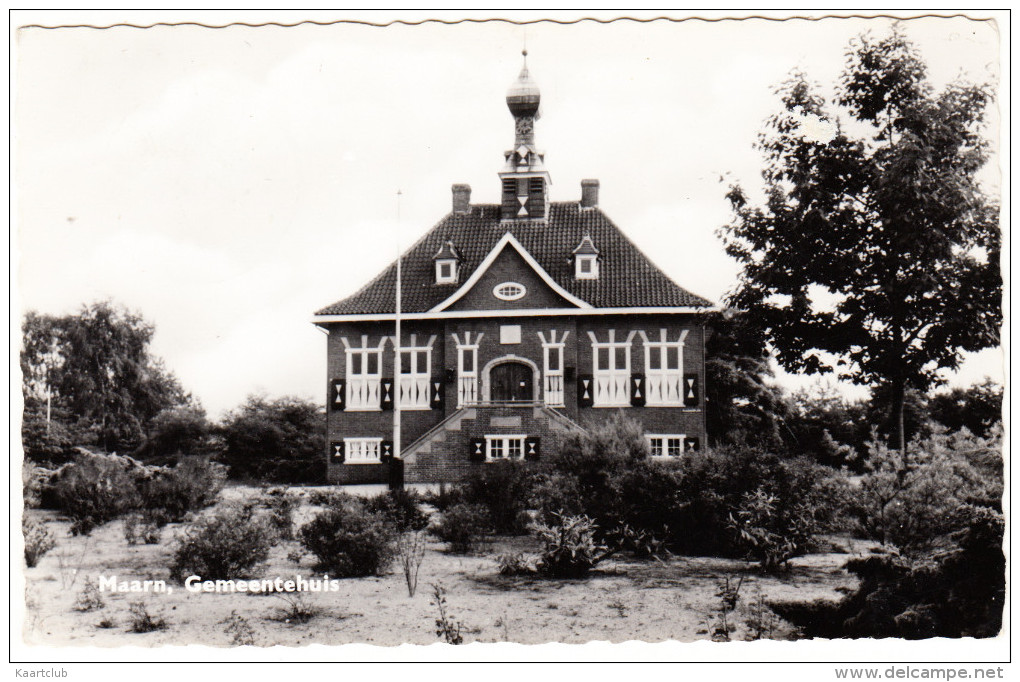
[501, 176, 547, 220]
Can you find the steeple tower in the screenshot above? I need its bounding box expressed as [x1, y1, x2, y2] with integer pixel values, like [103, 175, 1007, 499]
[500, 50, 551, 221]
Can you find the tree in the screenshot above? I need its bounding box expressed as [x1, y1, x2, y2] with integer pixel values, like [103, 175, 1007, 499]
[704, 310, 790, 449]
[721, 29, 1001, 451]
[20, 301, 189, 454]
[927, 378, 1003, 437]
[218, 394, 325, 483]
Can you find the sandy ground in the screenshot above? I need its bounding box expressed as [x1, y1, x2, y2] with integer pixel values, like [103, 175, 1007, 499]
[21, 498, 865, 648]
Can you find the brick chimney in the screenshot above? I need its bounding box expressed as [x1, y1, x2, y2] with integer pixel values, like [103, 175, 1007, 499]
[580, 179, 599, 209]
[452, 184, 471, 214]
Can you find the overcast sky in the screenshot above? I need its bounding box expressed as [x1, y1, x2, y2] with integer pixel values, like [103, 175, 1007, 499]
[13, 12, 1004, 417]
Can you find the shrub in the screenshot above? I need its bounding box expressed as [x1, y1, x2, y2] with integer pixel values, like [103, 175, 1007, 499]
[138, 405, 214, 464]
[431, 583, 463, 645]
[54, 451, 139, 535]
[419, 481, 464, 511]
[139, 456, 227, 524]
[459, 460, 533, 534]
[533, 513, 612, 578]
[123, 512, 162, 545]
[74, 580, 105, 612]
[23, 516, 56, 567]
[397, 531, 426, 597]
[364, 489, 429, 532]
[299, 502, 397, 577]
[170, 503, 275, 581]
[218, 395, 325, 484]
[127, 601, 167, 633]
[23, 461, 46, 509]
[496, 552, 534, 576]
[430, 503, 489, 553]
[256, 487, 299, 541]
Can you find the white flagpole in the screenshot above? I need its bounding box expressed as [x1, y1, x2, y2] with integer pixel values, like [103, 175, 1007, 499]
[393, 189, 402, 471]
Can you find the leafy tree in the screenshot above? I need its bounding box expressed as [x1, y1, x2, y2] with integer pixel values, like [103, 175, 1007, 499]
[721, 29, 1000, 451]
[705, 310, 791, 449]
[135, 404, 215, 464]
[20, 301, 189, 455]
[927, 378, 1002, 437]
[218, 394, 325, 483]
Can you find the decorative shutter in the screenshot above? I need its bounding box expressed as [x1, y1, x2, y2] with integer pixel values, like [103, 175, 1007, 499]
[330, 441, 345, 463]
[469, 438, 486, 462]
[381, 377, 394, 411]
[684, 436, 700, 452]
[430, 378, 445, 410]
[380, 440, 394, 462]
[630, 374, 646, 407]
[330, 379, 345, 411]
[577, 374, 594, 408]
[524, 437, 541, 461]
[683, 373, 699, 407]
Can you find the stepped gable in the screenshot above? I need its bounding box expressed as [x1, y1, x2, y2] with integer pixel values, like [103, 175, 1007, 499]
[316, 202, 713, 315]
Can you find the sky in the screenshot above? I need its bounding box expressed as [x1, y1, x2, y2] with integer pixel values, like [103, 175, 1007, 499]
[12, 12, 1005, 418]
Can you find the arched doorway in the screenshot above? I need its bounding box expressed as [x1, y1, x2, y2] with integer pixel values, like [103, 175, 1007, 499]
[484, 358, 537, 402]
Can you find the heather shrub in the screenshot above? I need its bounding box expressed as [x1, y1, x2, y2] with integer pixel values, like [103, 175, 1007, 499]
[255, 487, 299, 541]
[54, 451, 139, 535]
[419, 481, 464, 511]
[496, 552, 534, 576]
[459, 461, 533, 534]
[299, 501, 397, 577]
[170, 503, 275, 581]
[23, 516, 56, 567]
[123, 512, 162, 545]
[364, 489, 429, 532]
[430, 503, 489, 553]
[139, 456, 227, 524]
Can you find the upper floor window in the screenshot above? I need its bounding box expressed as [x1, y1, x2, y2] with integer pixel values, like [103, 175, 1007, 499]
[493, 282, 526, 301]
[346, 347, 383, 410]
[642, 330, 687, 406]
[592, 340, 630, 407]
[398, 346, 431, 409]
[543, 342, 565, 407]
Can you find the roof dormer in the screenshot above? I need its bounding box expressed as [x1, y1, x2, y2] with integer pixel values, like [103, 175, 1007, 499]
[434, 241, 461, 284]
[573, 235, 600, 280]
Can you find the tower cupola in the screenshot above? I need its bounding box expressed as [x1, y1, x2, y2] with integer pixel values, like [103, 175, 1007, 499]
[500, 50, 551, 222]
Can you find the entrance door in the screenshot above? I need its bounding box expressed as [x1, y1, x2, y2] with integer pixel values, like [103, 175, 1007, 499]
[490, 362, 533, 402]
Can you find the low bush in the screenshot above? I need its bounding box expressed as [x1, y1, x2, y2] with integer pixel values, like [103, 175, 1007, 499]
[459, 461, 533, 534]
[74, 580, 105, 612]
[256, 487, 299, 541]
[496, 552, 534, 576]
[533, 513, 612, 578]
[299, 501, 397, 577]
[128, 601, 167, 633]
[170, 503, 276, 581]
[23, 516, 56, 567]
[430, 503, 489, 553]
[123, 512, 162, 545]
[53, 451, 139, 535]
[364, 489, 429, 532]
[139, 456, 227, 524]
[419, 482, 464, 511]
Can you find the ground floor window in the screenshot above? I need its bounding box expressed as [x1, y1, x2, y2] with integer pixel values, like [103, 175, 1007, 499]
[344, 437, 382, 463]
[647, 434, 685, 458]
[486, 435, 525, 461]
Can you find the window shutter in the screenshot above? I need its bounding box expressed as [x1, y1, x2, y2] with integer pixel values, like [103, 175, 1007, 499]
[380, 440, 394, 462]
[330, 441, 345, 464]
[469, 438, 486, 462]
[431, 378, 445, 410]
[524, 437, 541, 461]
[330, 379, 345, 411]
[577, 374, 594, 408]
[683, 373, 699, 406]
[630, 373, 646, 407]
[684, 436, 700, 452]
[381, 377, 394, 411]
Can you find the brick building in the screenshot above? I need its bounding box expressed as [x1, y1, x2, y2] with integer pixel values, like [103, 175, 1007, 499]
[314, 54, 715, 484]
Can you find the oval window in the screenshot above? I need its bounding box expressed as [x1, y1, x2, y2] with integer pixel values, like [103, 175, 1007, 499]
[493, 282, 526, 301]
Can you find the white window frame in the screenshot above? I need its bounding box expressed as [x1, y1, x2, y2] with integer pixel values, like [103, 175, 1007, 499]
[457, 344, 479, 407]
[591, 339, 631, 407]
[398, 345, 432, 410]
[575, 255, 599, 280]
[493, 282, 527, 301]
[644, 341, 685, 406]
[542, 342, 565, 407]
[346, 346, 383, 411]
[344, 437, 383, 464]
[435, 259, 458, 284]
[646, 434, 686, 459]
[485, 435, 527, 462]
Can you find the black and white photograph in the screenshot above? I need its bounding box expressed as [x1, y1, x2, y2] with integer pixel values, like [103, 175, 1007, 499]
[11, 10, 1007, 671]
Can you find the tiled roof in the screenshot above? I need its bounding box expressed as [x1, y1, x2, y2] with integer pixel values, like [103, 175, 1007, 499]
[316, 202, 714, 315]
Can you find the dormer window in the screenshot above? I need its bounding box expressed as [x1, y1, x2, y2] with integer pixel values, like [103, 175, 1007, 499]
[572, 235, 600, 280]
[433, 241, 461, 284]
